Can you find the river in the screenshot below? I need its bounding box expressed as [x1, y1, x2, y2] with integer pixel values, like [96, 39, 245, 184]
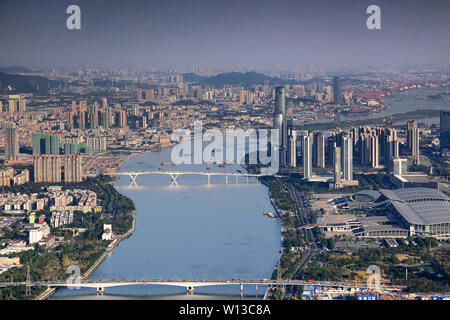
[317, 86, 449, 125]
[51, 142, 282, 299]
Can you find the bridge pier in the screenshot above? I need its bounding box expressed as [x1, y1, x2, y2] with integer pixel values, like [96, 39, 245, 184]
[240, 283, 244, 297]
[96, 287, 105, 295]
[207, 175, 210, 185]
[186, 286, 195, 294]
[129, 174, 139, 186]
[169, 173, 179, 184]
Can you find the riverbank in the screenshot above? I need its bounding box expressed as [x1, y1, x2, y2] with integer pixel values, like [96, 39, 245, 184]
[35, 208, 137, 300]
[38, 145, 168, 300]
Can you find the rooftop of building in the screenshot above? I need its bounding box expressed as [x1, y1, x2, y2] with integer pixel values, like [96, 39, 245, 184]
[379, 188, 450, 226]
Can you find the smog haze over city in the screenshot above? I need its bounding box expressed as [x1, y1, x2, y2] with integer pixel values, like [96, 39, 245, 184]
[0, 0, 449, 70]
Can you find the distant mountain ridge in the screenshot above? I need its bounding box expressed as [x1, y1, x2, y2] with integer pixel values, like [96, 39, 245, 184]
[182, 71, 291, 87]
[0, 72, 59, 92]
[0, 66, 35, 73]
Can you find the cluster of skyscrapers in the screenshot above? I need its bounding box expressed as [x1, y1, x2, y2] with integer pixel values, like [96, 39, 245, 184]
[272, 85, 426, 188]
[66, 100, 127, 130]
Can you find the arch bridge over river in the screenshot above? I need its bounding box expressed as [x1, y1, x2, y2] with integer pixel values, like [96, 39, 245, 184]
[108, 170, 281, 186]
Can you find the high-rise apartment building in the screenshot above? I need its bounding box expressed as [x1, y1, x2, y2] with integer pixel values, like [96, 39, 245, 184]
[302, 134, 312, 180]
[287, 129, 297, 167]
[33, 155, 62, 183]
[369, 134, 379, 168]
[341, 135, 353, 181]
[440, 111, 450, 150]
[313, 132, 325, 168]
[333, 144, 342, 187]
[64, 155, 83, 183]
[5, 126, 19, 161]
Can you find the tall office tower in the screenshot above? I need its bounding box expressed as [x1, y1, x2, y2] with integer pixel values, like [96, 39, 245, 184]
[333, 144, 342, 187]
[44, 134, 60, 155]
[333, 76, 341, 104]
[116, 109, 127, 127]
[369, 134, 379, 168]
[407, 120, 420, 165]
[273, 87, 287, 166]
[64, 155, 83, 183]
[71, 100, 78, 112]
[302, 134, 313, 180]
[313, 132, 325, 168]
[287, 134, 297, 167]
[5, 126, 19, 161]
[392, 158, 408, 175]
[33, 155, 62, 183]
[341, 135, 353, 181]
[440, 111, 450, 150]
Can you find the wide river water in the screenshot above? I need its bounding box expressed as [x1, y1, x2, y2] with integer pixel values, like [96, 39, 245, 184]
[317, 86, 449, 125]
[51, 85, 448, 299]
[52, 143, 282, 299]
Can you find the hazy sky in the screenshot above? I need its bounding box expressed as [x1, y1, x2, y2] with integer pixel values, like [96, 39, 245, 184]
[0, 0, 449, 70]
